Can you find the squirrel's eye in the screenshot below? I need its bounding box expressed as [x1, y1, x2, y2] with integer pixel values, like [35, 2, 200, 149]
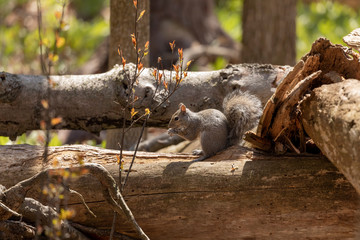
[174, 117, 179, 121]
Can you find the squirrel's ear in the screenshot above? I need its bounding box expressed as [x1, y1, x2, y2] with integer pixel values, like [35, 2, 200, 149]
[180, 103, 186, 113]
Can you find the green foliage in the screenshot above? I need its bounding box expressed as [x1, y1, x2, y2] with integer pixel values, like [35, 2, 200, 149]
[0, 136, 10, 145]
[212, 56, 228, 70]
[215, 0, 243, 42]
[48, 133, 62, 146]
[0, 0, 109, 74]
[15, 133, 40, 145]
[297, 0, 360, 59]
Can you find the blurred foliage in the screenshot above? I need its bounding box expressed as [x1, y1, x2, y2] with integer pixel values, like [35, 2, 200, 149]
[297, 0, 359, 59]
[0, 0, 109, 74]
[0, 132, 106, 147]
[216, 0, 360, 61]
[215, 0, 243, 42]
[0, 132, 62, 146]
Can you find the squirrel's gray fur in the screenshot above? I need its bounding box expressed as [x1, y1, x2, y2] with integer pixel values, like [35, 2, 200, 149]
[168, 90, 262, 161]
[223, 90, 262, 145]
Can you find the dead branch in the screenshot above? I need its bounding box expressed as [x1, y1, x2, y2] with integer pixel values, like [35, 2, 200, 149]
[0, 220, 36, 239]
[0, 163, 149, 240]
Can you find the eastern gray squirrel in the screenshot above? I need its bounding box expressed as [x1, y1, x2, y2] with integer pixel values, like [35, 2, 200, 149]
[168, 90, 262, 161]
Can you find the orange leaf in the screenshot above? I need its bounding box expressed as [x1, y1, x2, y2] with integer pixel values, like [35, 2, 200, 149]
[120, 159, 124, 170]
[173, 64, 179, 72]
[56, 37, 65, 48]
[137, 10, 146, 22]
[41, 99, 49, 109]
[133, 0, 137, 8]
[169, 40, 175, 51]
[48, 53, 59, 63]
[54, 11, 61, 20]
[186, 60, 192, 68]
[51, 117, 62, 126]
[178, 48, 183, 59]
[122, 57, 126, 68]
[131, 108, 138, 118]
[158, 73, 163, 82]
[130, 33, 136, 49]
[117, 155, 120, 164]
[163, 80, 168, 90]
[152, 69, 157, 77]
[144, 41, 149, 50]
[138, 62, 143, 71]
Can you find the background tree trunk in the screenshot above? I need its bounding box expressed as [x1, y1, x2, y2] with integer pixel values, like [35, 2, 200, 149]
[241, 0, 296, 65]
[1, 144, 358, 239]
[107, 0, 150, 150]
[150, 0, 238, 68]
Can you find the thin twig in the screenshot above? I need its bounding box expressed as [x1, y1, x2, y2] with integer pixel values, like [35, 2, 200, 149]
[69, 189, 96, 218]
[121, 115, 149, 191]
[0, 201, 22, 219]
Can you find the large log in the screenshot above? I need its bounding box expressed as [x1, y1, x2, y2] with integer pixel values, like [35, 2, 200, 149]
[0, 64, 289, 139]
[0, 144, 358, 239]
[301, 79, 360, 194]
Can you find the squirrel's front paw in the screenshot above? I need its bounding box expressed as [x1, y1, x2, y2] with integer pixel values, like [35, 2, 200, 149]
[192, 149, 203, 155]
[168, 128, 177, 137]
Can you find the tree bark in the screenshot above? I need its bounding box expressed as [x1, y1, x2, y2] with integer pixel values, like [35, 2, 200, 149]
[301, 79, 360, 194]
[241, 0, 296, 65]
[0, 63, 290, 139]
[107, 0, 150, 150]
[0, 144, 358, 239]
[109, 0, 149, 68]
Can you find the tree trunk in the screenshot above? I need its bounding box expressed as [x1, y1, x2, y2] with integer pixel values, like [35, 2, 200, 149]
[301, 79, 360, 194]
[0, 63, 290, 139]
[107, 0, 150, 150]
[241, 0, 296, 65]
[150, 0, 238, 68]
[1, 144, 358, 239]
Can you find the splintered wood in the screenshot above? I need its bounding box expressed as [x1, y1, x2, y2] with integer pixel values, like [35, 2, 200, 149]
[244, 37, 360, 153]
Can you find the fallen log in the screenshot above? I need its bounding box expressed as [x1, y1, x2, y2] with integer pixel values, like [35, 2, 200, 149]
[301, 79, 360, 194]
[0, 63, 289, 139]
[0, 144, 358, 239]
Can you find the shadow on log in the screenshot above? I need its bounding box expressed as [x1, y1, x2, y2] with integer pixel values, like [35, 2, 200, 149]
[0, 144, 358, 239]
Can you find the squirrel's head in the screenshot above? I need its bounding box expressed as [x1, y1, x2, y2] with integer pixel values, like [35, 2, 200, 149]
[168, 103, 189, 129]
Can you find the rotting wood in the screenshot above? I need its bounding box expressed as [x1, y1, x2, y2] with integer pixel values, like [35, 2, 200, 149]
[246, 38, 360, 154]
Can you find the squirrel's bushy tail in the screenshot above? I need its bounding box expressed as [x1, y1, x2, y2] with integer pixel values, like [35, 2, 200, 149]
[223, 90, 262, 145]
